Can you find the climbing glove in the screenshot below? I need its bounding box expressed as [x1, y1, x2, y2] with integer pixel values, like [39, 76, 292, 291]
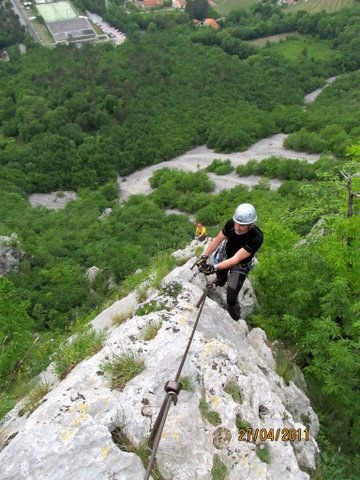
[203, 264, 216, 275]
[196, 255, 209, 272]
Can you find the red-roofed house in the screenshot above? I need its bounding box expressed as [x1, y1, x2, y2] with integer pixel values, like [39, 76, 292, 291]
[142, 0, 164, 6]
[172, 0, 186, 8]
[203, 18, 220, 29]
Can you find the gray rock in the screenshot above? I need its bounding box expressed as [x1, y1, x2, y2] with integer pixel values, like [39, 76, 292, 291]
[86, 266, 101, 284]
[0, 234, 24, 276]
[0, 250, 319, 479]
[98, 208, 113, 221]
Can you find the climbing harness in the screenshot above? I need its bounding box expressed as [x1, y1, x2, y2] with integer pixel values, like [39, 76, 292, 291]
[143, 261, 216, 480]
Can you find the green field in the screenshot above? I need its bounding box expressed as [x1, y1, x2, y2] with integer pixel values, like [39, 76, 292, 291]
[36, 1, 77, 23]
[265, 35, 339, 61]
[214, 0, 354, 15]
[214, 0, 257, 15]
[285, 0, 354, 13]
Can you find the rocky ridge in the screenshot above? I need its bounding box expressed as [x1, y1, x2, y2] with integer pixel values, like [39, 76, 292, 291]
[0, 241, 319, 479]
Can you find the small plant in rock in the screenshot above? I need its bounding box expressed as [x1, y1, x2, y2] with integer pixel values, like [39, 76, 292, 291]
[111, 427, 163, 479]
[143, 321, 162, 341]
[235, 414, 252, 432]
[180, 376, 195, 392]
[112, 310, 133, 326]
[256, 443, 271, 464]
[136, 300, 166, 316]
[22, 381, 50, 415]
[195, 245, 205, 257]
[274, 344, 295, 386]
[199, 398, 221, 426]
[212, 454, 228, 480]
[300, 413, 311, 429]
[162, 281, 182, 300]
[136, 284, 149, 303]
[53, 329, 106, 379]
[224, 380, 242, 404]
[100, 353, 145, 391]
[149, 253, 177, 290]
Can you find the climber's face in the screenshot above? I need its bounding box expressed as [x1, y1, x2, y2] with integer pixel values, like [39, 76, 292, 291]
[234, 223, 251, 235]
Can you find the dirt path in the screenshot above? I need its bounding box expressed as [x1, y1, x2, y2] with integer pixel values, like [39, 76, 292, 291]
[304, 76, 337, 105]
[118, 133, 320, 203]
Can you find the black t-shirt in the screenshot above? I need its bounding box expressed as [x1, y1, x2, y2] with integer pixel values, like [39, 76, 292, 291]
[222, 219, 263, 264]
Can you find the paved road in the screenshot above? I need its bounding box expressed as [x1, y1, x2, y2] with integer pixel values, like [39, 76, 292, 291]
[10, 0, 41, 43]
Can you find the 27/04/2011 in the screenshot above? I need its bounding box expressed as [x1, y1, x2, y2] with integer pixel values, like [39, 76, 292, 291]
[238, 427, 310, 442]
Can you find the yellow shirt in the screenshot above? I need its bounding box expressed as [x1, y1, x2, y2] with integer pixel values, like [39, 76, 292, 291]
[196, 226, 207, 236]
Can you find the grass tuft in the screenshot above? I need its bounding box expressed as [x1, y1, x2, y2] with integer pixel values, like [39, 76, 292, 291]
[300, 413, 311, 429]
[235, 414, 252, 432]
[22, 381, 50, 415]
[53, 329, 106, 379]
[180, 376, 195, 392]
[112, 309, 133, 326]
[212, 454, 228, 480]
[274, 344, 295, 386]
[136, 284, 149, 303]
[224, 380, 242, 404]
[256, 443, 271, 464]
[143, 321, 162, 341]
[111, 427, 163, 479]
[100, 353, 145, 390]
[199, 398, 221, 426]
[149, 253, 177, 290]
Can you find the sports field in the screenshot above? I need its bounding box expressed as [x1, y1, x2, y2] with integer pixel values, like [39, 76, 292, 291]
[285, 0, 354, 13]
[36, 1, 77, 23]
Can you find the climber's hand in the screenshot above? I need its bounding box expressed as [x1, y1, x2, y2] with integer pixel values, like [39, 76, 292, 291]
[196, 255, 208, 272]
[203, 264, 216, 275]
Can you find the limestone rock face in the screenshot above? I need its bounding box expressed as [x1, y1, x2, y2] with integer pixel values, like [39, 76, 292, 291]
[0, 247, 319, 479]
[0, 233, 24, 276]
[98, 208, 113, 221]
[86, 265, 101, 284]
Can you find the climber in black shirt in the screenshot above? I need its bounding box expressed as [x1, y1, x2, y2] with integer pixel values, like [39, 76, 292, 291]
[196, 203, 263, 321]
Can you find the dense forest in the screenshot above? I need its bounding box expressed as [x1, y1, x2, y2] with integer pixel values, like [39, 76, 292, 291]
[0, 0, 25, 49]
[0, 2, 359, 478]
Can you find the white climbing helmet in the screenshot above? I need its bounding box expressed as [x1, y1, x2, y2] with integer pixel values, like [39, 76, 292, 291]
[233, 203, 257, 225]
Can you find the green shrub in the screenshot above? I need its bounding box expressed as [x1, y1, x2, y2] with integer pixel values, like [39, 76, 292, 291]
[0, 393, 15, 421]
[53, 329, 106, 379]
[100, 353, 145, 390]
[206, 159, 234, 175]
